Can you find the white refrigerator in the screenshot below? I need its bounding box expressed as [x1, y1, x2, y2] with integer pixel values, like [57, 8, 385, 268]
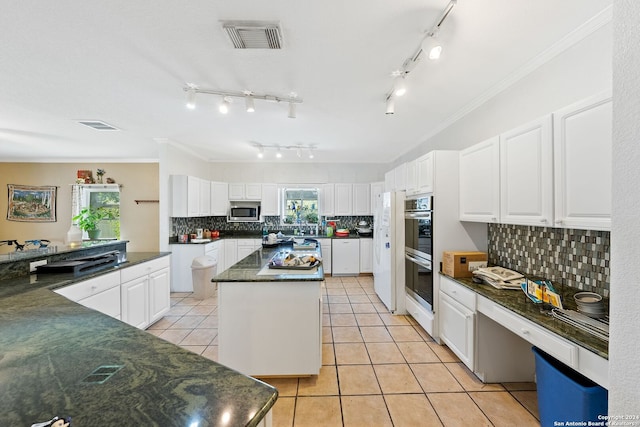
[373, 191, 406, 314]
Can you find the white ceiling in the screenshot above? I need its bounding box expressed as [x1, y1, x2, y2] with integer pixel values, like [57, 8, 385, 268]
[0, 0, 612, 164]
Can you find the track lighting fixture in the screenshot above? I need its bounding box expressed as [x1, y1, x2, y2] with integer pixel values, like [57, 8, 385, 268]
[252, 143, 317, 160]
[183, 85, 302, 118]
[219, 97, 230, 114]
[384, 0, 457, 114]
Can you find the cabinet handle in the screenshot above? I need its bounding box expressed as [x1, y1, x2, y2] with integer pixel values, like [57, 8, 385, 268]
[491, 217, 497, 222]
[555, 219, 563, 224]
[91, 286, 97, 291]
[540, 219, 547, 223]
[452, 290, 457, 294]
[521, 328, 530, 335]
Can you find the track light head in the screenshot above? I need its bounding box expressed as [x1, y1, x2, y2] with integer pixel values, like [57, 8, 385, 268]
[385, 96, 395, 115]
[219, 97, 230, 114]
[393, 76, 407, 97]
[308, 148, 315, 159]
[422, 35, 442, 60]
[288, 102, 296, 119]
[186, 88, 196, 109]
[276, 147, 282, 158]
[245, 95, 255, 113]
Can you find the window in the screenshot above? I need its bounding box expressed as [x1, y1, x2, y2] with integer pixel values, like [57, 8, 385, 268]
[282, 188, 319, 226]
[74, 184, 121, 239]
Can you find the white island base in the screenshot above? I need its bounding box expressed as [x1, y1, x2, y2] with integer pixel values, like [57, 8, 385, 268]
[218, 280, 323, 377]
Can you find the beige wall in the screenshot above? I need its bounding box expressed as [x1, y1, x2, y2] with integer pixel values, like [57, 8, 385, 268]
[0, 163, 159, 253]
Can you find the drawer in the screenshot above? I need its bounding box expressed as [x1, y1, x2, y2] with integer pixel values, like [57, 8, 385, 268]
[478, 296, 578, 367]
[204, 241, 220, 252]
[440, 276, 476, 310]
[55, 271, 120, 302]
[121, 256, 170, 283]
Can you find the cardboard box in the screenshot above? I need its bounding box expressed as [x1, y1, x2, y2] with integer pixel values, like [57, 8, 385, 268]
[442, 251, 488, 278]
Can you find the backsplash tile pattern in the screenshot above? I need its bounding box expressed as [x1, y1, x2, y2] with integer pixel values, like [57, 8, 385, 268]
[488, 224, 610, 296]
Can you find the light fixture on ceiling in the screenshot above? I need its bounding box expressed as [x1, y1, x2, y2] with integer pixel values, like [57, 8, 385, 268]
[384, 0, 457, 114]
[219, 97, 230, 114]
[183, 85, 302, 118]
[385, 96, 395, 115]
[253, 142, 317, 160]
[245, 93, 255, 113]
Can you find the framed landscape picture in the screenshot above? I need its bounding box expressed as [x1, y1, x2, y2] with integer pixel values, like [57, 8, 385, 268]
[7, 184, 57, 222]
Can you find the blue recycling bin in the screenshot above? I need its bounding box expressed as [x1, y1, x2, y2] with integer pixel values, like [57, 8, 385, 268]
[532, 347, 608, 427]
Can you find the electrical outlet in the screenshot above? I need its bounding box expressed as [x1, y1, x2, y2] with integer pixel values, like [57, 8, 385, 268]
[30, 259, 47, 273]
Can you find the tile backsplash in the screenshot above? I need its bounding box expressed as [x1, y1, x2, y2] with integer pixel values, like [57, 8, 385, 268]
[488, 224, 610, 296]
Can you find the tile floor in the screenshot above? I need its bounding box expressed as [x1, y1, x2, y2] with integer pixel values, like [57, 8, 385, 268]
[148, 275, 540, 426]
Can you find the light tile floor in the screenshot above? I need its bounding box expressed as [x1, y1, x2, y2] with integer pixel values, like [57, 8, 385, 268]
[148, 275, 540, 427]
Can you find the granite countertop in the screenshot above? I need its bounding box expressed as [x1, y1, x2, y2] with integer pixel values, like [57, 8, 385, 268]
[443, 274, 609, 359]
[0, 252, 278, 426]
[169, 233, 372, 245]
[0, 240, 130, 264]
[212, 245, 324, 282]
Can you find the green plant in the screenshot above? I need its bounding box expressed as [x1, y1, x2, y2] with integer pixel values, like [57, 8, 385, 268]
[72, 207, 114, 232]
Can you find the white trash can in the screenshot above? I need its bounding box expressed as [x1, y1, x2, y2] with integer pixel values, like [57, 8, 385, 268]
[191, 256, 217, 300]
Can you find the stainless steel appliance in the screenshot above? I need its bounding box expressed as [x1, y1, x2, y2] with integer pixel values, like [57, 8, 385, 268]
[228, 201, 261, 222]
[404, 195, 434, 311]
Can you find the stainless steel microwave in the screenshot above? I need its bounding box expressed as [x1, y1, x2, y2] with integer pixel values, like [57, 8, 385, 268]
[228, 201, 261, 222]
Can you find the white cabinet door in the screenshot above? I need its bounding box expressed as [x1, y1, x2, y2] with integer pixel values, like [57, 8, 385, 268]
[370, 182, 384, 214]
[225, 239, 238, 269]
[80, 286, 121, 319]
[317, 239, 332, 274]
[199, 179, 211, 216]
[261, 183, 279, 216]
[439, 292, 475, 370]
[553, 91, 612, 231]
[334, 184, 353, 215]
[171, 175, 209, 217]
[55, 271, 121, 319]
[321, 184, 335, 216]
[245, 183, 262, 200]
[353, 183, 371, 215]
[187, 176, 200, 217]
[405, 160, 417, 195]
[210, 182, 229, 216]
[237, 243, 255, 261]
[359, 238, 373, 273]
[459, 137, 500, 222]
[121, 276, 149, 329]
[384, 170, 395, 192]
[500, 115, 553, 226]
[149, 267, 171, 324]
[394, 163, 407, 192]
[332, 239, 359, 276]
[416, 152, 434, 194]
[217, 240, 227, 273]
[228, 183, 245, 200]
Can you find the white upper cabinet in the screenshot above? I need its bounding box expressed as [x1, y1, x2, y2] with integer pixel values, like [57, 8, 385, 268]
[171, 175, 210, 217]
[210, 182, 229, 216]
[321, 184, 335, 216]
[229, 183, 262, 200]
[553, 91, 612, 231]
[416, 152, 434, 194]
[370, 182, 384, 214]
[334, 183, 353, 215]
[394, 163, 407, 192]
[353, 183, 371, 215]
[384, 170, 395, 192]
[405, 159, 418, 195]
[459, 137, 500, 222]
[499, 115, 553, 226]
[261, 183, 279, 216]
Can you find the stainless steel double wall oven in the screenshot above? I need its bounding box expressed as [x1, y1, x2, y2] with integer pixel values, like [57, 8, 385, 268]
[404, 195, 434, 312]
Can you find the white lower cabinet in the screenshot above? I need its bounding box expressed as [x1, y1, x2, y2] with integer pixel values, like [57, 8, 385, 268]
[224, 239, 238, 270]
[439, 276, 476, 370]
[317, 239, 332, 274]
[332, 239, 359, 276]
[55, 271, 121, 319]
[237, 238, 261, 261]
[170, 241, 221, 292]
[359, 238, 373, 273]
[121, 256, 171, 329]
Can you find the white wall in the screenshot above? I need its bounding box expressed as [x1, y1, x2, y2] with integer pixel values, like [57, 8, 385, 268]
[610, 0, 640, 415]
[208, 162, 386, 184]
[395, 21, 612, 164]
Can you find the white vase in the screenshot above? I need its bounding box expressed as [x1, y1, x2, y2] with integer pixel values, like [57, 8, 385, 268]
[66, 224, 83, 246]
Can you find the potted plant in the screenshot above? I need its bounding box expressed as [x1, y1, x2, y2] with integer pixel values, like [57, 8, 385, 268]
[72, 207, 114, 240]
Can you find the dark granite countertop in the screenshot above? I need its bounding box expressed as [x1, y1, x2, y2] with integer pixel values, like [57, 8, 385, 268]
[0, 252, 278, 426]
[442, 274, 609, 359]
[212, 246, 324, 282]
[0, 240, 130, 264]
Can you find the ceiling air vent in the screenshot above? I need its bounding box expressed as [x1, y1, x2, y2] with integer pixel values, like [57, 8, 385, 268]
[77, 120, 120, 131]
[221, 21, 283, 49]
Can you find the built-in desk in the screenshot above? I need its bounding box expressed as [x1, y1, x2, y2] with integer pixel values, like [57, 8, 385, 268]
[439, 274, 608, 389]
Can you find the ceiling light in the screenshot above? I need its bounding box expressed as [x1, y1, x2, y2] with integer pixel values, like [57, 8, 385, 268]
[423, 37, 443, 60]
[245, 95, 255, 113]
[296, 147, 301, 158]
[308, 148, 315, 159]
[276, 147, 282, 158]
[288, 102, 296, 119]
[219, 97, 230, 114]
[393, 76, 407, 97]
[257, 146, 264, 158]
[186, 88, 196, 109]
[385, 96, 395, 115]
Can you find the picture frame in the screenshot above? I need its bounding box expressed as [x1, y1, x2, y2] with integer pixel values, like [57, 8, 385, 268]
[77, 169, 93, 184]
[7, 184, 57, 222]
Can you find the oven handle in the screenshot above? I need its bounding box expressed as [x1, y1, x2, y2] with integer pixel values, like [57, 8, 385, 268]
[405, 252, 432, 270]
[404, 211, 432, 219]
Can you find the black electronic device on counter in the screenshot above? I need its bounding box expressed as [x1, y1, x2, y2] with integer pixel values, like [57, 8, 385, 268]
[36, 251, 120, 276]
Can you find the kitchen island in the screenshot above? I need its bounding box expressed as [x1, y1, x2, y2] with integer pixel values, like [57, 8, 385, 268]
[212, 244, 324, 377]
[0, 249, 277, 427]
